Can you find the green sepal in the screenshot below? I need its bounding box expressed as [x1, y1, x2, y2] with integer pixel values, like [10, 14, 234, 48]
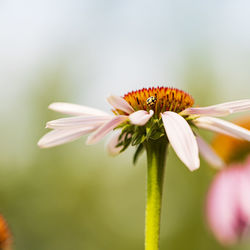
[119, 139, 132, 153]
[149, 131, 165, 140]
[116, 132, 132, 153]
[131, 132, 146, 146]
[114, 116, 169, 155]
[133, 143, 145, 165]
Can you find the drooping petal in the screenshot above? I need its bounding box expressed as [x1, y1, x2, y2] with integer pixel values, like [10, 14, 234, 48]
[37, 127, 96, 148]
[46, 115, 112, 129]
[86, 115, 128, 144]
[129, 110, 154, 126]
[213, 99, 250, 113]
[106, 130, 123, 156]
[182, 99, 250, 117]
[107, 95, 134, 114]
[181, 107, 230, 117]
[196, 136, 225, 169]
[194, 117, 250, 141]
[161, 111, 200, 171]
[49, 102, 110, 116]
[194, 120, 239, 138]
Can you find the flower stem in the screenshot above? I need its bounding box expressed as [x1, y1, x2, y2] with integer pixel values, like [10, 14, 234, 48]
[145, 139, 168, 250]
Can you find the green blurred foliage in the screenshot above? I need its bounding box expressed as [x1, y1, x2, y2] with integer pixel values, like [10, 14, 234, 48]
[0, 67, 249, 250]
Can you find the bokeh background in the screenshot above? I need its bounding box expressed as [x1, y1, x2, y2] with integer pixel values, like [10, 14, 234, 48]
[0, 0, 250, 249]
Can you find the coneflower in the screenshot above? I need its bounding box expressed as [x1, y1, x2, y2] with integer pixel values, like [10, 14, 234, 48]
[38, 86, 250, 250]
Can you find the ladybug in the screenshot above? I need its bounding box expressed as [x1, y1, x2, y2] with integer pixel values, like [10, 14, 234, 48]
[146, 95, 157, 107]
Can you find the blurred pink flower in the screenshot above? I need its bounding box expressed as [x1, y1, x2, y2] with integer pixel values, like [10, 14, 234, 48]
[206, 157, 250, 245]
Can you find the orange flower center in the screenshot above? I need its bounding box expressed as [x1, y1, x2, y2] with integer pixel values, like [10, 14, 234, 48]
[122, 87, 194, 116]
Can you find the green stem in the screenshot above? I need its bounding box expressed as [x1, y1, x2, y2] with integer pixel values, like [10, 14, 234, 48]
[145, 139, 168, 250]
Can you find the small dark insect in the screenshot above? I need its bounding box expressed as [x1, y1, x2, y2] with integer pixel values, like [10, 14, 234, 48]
[146, 96, 157, 107]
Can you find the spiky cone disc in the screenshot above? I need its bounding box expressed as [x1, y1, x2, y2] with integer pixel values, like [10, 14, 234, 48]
[119, 87, 194, 116]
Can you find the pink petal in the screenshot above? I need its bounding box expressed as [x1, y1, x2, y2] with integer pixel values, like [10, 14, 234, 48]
[206, 169, 240, 245]
[46, 115, 112, 129]
[106, 130, 123, 156]
[207, 164, 250, 245]
[236, 164, 250, 240]
[182, 99, 250, 117]
[212, 99, 250, 113]
[193, 120, 240, 139]
[161, 111, 200, 171]
[86, 115, 128, 144]
[37, 127, 96, 148]
[49, 102, 110, 116]
[107, 95, 134, 114]
[193, 120, 238, 138]
[196, 136, 225, 169]
[238, 167, 250, 231]
[129, 110, 154, 126]
[194, 117, 250, 141]
[181, 107, 230, 117]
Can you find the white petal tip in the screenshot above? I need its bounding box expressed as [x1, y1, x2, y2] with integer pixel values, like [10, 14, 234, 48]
[129, 110, 154, 126]
[196, 136, 226, 169]
[48, 102, 110, 116]
[186, 158, 200, 172]
[85, 137, 95, 145]
[106, 130, 123, 156]
[48, 103, 55, 109]
[85, 139, 91, 145]
[107, 148, 121, 157]
[37, 140, 48, 149]
[189, 163, 200, 172]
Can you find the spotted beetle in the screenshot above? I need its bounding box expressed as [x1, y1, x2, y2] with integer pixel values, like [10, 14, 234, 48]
[146, 95, 157, 107]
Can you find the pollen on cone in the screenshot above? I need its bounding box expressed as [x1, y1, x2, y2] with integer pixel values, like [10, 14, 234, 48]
[120, 87, 194, 117]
